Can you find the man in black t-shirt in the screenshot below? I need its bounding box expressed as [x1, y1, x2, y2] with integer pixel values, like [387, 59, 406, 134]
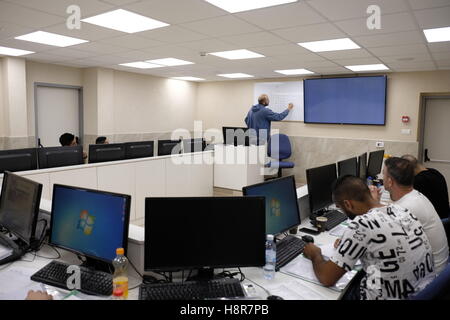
[402, 155, 450, 219]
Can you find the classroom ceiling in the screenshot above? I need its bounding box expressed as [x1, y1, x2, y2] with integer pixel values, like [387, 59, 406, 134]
[0, 0, 449, 81]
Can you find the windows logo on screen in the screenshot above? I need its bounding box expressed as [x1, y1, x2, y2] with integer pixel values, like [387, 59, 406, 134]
[77, 210, 95, 235]
[270, 198, 281, 217]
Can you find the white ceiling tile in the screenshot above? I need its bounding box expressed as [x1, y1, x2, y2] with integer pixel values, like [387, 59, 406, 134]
[408, 0, 450, 10]
[42, 47, 98, 59]
[431, 51, 450, 60]
[99, 34, 165, 49]
[179, 38, 237, 53]
[335, 12, 418, 37]
[138, 26, 209, 43]
[413, 6, 450, 28]
[140, 45, 199, 59]
[0, 21, 33, 41]
[272, 53, 329, 64]
[125, 0, 227, 24]
[272, 23, 345, 42]
[6, 0, 115, 17]
[98, 0, 141, 5]
[235, 2, 326, 30]
[250, 43, 313, 56]
[332, 58, 384, 67]
[0, 2, 65, 28]
[219, 32, 289, 48]
[436, 59, 450, 67]
[0, 38, 54, 52]
[370, 43, 430, 56]
[307, 66, 351, 74]
[42, 22, 123, 42]
[427, 42, 450, 52]
[388, 60, 437, 70]
[25, 51, 71, 62]
[181, 15, 262, 37]
[353, 31, 426, 48]
[71, 41, 130, 54]
[301, 60, 341, 68]
[378, 52, 433, 63]
[306, 0, 410, 21]
[317, 49, 375, 60]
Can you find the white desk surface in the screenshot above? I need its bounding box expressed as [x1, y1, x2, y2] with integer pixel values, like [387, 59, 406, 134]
[0, 216, 347, 300]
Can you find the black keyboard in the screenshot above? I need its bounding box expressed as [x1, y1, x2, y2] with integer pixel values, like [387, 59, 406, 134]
[276, 235, 306, 271]
[30, 260, 113, 296]
[323, 210, 348, 230]
[139, 278, 245, 300]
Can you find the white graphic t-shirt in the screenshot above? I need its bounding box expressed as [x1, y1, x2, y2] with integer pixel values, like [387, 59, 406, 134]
[331, 204, 436, 300]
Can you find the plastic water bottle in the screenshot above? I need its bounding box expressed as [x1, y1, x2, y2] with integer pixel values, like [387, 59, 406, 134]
[113, 248, 129, 299]
[367, 176, 374, 186]
[263, 234, 276, 280]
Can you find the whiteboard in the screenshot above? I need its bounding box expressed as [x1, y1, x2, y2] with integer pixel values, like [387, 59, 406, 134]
[254, 81, 304, 121]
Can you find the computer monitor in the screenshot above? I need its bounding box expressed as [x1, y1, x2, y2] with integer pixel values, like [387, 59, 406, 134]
[124, 141, 154, 159]
[157, 140, 181, 156]
[367, 150, 385, 178]
[306, 163, 337, 215]
[38, 146, 84, 169]
[0, 172, 42, 246]
[0, 148, 38, 174]
[337, 157, 358, 177]
[49, 184, 131, 267]
[358, 152, 367, 180]
[222, 127, 250, 146]
[144, 197, 265, 275]
[88, 143, 126, 164]
[242, 176, 301, 236]
[182, 138, 206, 153]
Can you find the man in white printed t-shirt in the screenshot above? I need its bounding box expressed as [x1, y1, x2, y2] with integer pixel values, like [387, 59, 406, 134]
[303, 175, 435, 300]
[371, 157, 449, 274]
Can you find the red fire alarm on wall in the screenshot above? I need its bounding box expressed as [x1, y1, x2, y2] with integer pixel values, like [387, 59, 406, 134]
[402, 116, 410, 123]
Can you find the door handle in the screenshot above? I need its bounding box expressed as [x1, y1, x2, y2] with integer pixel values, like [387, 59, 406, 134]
[424, 149, 430, 162]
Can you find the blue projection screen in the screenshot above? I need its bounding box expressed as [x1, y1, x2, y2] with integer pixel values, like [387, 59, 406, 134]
[304, 76, 387, 125]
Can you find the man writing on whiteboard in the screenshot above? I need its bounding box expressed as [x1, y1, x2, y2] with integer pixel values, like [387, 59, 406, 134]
[244, 94, 294, 145]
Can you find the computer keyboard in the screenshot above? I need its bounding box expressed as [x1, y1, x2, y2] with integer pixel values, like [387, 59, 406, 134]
[139, 278, 245, 300]
[30, 260, 113, 296]
[276, 235, 306, 271]
[322, 210, 348, 230]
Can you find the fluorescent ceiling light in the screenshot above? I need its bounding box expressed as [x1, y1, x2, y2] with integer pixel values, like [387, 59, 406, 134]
[119, 62, 163, 69]
[217, 73, 254, 78]
[82, 9, 169, 34]
[209, 49, 264, 60]
[298, 38, 360, 52]
[275, 68, 314, 75]
[423, 26, 450, 43]
[173, 77, 205, 81]
[345, 64, 389, 71]
[147, 58, 194, 66]
[15, 31, 88, 47]
[0, 46, 34, 56]
[204, 0, 298, 13]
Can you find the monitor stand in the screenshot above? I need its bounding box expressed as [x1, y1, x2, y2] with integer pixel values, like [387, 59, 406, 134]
[80, 256, 113, 274]
[186, 268, 216, 282]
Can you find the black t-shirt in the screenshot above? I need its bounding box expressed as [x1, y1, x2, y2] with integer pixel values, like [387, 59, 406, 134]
[414, 168, 450, 219]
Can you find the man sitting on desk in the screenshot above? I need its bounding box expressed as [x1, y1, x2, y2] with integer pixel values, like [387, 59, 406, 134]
[244, 94, 293, 145]
[303, 175, 435, 300]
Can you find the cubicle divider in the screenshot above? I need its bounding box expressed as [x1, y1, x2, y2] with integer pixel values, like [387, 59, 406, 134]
[0, 151, 214, 224]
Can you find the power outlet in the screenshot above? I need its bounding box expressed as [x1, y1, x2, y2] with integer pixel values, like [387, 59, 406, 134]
[376, 141, 384, 148]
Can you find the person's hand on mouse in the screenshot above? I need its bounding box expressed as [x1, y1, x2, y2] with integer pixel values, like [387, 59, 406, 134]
[303, 243, 322, 260]
[334, 238, 341, 249]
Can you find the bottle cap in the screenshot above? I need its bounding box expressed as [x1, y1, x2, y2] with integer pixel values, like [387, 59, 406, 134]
[113, 289, 123, 297]
[267, 234, 274, 241]
[116, 248, 124, 255]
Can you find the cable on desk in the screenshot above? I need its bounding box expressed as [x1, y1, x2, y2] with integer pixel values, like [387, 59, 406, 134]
[128, 257, 143, 280]
[34, 244, 61, 260]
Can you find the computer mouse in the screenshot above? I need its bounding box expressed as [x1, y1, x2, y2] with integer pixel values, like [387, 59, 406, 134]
[302, 235, 314, 243]
[267, 295, 284, 300]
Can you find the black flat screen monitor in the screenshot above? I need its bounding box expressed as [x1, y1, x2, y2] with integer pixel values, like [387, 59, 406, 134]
[367, 150, 385, 178]
[49, 184, 131, 264]
[306, 164, 337, 214]
[157, 140, 181, 156]
[125, 141, 154, 159]
[0, 172, 42, 245]
[222, 127, 250, 146]
[337, 157, 358, 177]
[144, 197, 265, 272]
[242, 176, 300, 236]
[38, 146, 84, 169]
[88, 143, 126, 164]
[0, 148, 38, 174]
[358, 153, 368, 180]
[182, 139, 206, 153]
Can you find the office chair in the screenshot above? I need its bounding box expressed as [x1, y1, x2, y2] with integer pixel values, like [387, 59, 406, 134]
[410, 263, 450, 300]
[265, 134, 295, 179]
[443, 216, 450, 248]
